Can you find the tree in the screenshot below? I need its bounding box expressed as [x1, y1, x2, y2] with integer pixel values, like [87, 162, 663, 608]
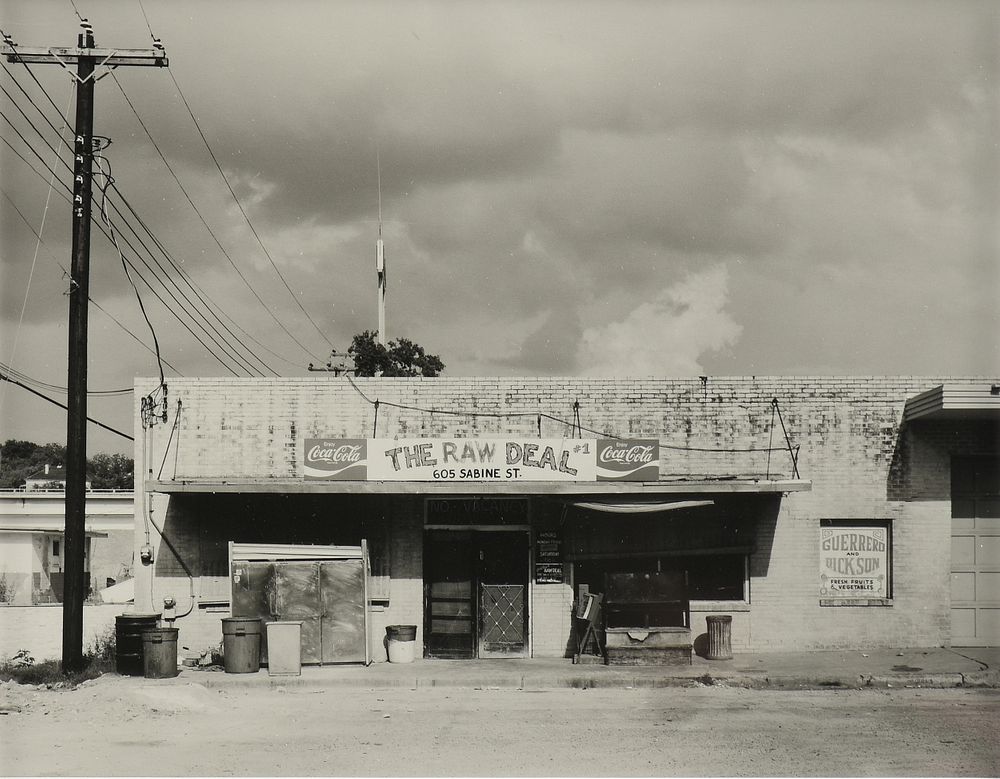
[0, 440, 65, 488]
[87, 452, 134, 490]
[347, 331, 445, 377]
[0, 440, 134, 490]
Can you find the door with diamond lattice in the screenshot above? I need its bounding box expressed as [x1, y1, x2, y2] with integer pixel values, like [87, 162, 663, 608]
[478, 531, 528, 657]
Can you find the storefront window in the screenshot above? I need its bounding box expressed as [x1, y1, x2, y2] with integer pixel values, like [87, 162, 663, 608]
[574, 554, 747, 603]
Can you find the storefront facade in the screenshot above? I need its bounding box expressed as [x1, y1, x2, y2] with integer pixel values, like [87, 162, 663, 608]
[132, 376, 999, 661]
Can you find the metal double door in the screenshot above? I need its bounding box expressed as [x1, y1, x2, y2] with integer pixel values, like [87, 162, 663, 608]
[231, 559, 366, 664]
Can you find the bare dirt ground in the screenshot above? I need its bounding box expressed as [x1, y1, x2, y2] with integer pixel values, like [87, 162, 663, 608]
[1, 676, 998, 776]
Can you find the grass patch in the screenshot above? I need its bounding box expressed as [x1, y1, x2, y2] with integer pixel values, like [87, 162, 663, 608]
[0, 624, 116, 687]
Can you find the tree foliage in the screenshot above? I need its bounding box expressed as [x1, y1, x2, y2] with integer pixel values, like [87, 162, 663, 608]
[0, 440, 134, 490]
[87, 453, 134, 490]
[347, 331, 444, 377]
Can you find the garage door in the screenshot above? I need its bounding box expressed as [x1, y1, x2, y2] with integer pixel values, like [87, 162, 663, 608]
[951, 456, 1000, 646]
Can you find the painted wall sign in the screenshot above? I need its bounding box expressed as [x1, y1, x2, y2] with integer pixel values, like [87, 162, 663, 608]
[304, 438, 660, 482]
[819, 525, 888, 598]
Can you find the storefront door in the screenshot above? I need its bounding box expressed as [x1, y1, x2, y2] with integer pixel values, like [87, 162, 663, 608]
[424, 529, 528, 658]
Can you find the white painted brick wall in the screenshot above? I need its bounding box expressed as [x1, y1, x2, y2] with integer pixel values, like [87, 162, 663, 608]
[132, 376, 997, 653]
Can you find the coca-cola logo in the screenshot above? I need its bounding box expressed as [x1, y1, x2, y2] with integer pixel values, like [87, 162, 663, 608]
[304, 439, 368, 480]
[596, 439, 659, 481]
[307, 444, 363, 464]
[599, 444, 656, 464]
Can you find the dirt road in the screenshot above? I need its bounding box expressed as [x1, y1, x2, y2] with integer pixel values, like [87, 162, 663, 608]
[1, 677, 997, 776]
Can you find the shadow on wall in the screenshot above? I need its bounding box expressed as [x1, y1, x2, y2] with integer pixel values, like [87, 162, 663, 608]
[748, 495, 781, 580]
[887, 419, 1000, 502]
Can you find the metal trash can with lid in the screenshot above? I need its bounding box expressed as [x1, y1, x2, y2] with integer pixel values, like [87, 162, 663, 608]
[705, 614, 733, 660]
[142, 627, 179, 678]
[221, 617, 262, 674]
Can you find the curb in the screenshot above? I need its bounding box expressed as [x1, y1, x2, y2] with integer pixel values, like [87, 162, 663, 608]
[192, 670, 1000, 691]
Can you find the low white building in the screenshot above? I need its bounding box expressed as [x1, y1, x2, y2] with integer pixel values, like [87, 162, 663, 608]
[0, 489, 133, 605]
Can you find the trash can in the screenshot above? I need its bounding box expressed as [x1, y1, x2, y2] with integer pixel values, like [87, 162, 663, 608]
[705, 614, 733, 660]
[115, 613, 161, 676]
[385, 624, 417, 664]
[265, 621, 302, 676]
[141, 627, 179, 678]
[221, 617, 262, 674]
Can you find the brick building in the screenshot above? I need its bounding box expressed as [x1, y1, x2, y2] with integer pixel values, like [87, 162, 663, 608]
[132, 376, 999, 662]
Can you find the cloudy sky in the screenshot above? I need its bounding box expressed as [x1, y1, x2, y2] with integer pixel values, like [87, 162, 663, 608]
[1, 0, 997, 454]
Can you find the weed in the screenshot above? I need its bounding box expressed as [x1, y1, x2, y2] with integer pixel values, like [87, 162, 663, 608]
[86, 624, 116, 673]
[0, 627, 116, 687]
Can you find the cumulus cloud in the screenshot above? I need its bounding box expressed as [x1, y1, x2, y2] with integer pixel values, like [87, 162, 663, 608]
[577, 264, 742, 376]
[1, 1, 997, 457]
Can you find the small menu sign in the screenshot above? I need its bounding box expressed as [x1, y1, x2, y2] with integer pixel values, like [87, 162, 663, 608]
[535, 529, 563, 583]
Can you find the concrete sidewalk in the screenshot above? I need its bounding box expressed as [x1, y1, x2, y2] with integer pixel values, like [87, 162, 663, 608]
[188, 646, 1000, 691]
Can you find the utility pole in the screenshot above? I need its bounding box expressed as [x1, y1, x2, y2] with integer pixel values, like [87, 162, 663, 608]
[2, 23, 167, 673]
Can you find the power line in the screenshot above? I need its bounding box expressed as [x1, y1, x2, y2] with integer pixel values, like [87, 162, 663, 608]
[0, 82, 73, 423]
[0, 372, 134, 441]
[3, 54, 267, 377]
[0, 186, 185, 376]
[101, 186, 269, 376]
[94, 155, 166, 387]
[108, 70, 312, 371]
[4, 36, 319, 374]
[0, 59, 73, 145]
[344, 375, 794, 455]
[0, 107, 74, 177]
[3, 132, 249, 377]
[108, 179, 279, 376]
[163, 65, 333, 358]
[2, 36, 78, 135]
[3, 22, 164, 675]
[0, 361, 131, 396]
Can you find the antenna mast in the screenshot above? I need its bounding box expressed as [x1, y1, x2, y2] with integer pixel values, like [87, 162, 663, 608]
[375, 148, 386, 346]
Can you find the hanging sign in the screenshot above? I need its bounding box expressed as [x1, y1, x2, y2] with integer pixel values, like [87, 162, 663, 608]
[304, 438, 659, 482]
[819, 525, 889, 598]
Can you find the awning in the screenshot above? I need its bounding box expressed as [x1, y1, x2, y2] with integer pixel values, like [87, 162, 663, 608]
[569, 499, 714, 513]
[231, 542, 364, 561]
[904, 383, 1000, 422]
[0, 527, 108, 537]
[146, 478, 811, 496]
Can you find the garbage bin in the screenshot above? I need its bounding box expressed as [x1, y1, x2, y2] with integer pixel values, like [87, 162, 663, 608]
[221, 617, 262, 674]
[385, 624, 417, 664]
[141, 627, 179, 678]
[705, 614, 733, 660]
[115, 613, 161, 676]
[266, 621, 302, 676]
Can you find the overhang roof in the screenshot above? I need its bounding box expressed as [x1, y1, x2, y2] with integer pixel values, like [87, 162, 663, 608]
[146, 477, 810, 496]
[0, 527, 108, 537]
[903, 383, 1000, 422]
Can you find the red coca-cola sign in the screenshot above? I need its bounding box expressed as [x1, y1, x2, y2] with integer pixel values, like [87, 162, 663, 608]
[596, 439, 659, 481]
[304, 439, 368, 480]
